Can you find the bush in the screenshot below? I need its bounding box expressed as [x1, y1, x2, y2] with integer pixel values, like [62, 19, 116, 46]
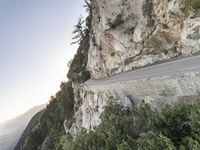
[67, 100, 200, 150]
[179, 137, 200, 150]
[40, 130, 63, 150]
[151, 103, 192, 145]
[56, 135, 73, 150]
[136, 131, 175, 150]
[70, 103, 155, 150]
[142, 0, 154, 27]
[107, 14, 124, 29]
[182, 0, 200, 14]
[184, 0, 200, 10]
[151, 101, 200, 146]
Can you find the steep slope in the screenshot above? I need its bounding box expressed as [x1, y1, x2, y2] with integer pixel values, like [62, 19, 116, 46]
[22, 82, 74, 150]
[68, 0, 200, 136]
[0, 104, 45, 150]
[14, 110, 44, 150]
[87, 0, 200, 79]
[21, 0, 200, 149]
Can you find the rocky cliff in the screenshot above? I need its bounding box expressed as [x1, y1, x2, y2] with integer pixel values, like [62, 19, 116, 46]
[87, 0, 200, 79]
[66, 0, 200, 136]
[20, 0, 200, 148]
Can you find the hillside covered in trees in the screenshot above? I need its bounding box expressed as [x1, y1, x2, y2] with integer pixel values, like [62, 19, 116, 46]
[17, 0, 200, 149]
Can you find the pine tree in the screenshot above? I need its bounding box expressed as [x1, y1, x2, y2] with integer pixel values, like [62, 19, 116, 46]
[71, 16, 85, 45]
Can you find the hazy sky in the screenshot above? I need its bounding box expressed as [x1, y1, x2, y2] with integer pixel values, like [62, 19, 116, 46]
[0, 0, 86, 123]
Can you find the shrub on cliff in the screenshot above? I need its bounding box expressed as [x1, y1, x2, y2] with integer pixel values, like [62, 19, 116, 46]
[184, 0, 200, 10]
[191, 0, 200, 10]
[182, 0, 200, 14]
[136, 131, 175, 150]
[65, 103, 155, 150]
[107, 14, 124, 29]
[179, 137, 200, 150]
[151, 101, 200, 147]
[65, 100, 200, 150]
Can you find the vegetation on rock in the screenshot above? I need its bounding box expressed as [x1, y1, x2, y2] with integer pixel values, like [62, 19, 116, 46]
[182, 0, 200, 15]
[21, 1, 92, 149]
[184, 0, 200, 10]
[67, 0, 91, 83]
[142, 0, 154, 27]
[20, 0, 200, 149]
[22, 81, 74, 150]
[59, 100, 200, 150]
[14, 110, 44, 150]
[107, 14, 124, 29]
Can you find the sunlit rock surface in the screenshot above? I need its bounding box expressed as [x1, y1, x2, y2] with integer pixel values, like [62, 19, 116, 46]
[87, 0, 200, 79]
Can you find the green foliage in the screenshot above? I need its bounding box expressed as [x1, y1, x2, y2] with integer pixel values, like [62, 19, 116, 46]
[42, 81, 74, 131]
[151, 101, 200, 147]
[65, 100, 200, 150]
[56, 135, 73, 150]
[68, 104, 155, 150]
[23, 1, 92, 149]
[142, 0, 154, 27]
[189, 101, 200, 140]
[40, 130, 63, 150]
[24, 93, 200, 150]
[142, 0, 153, 17]
[70, 129, 104, 150]
[23, 81, 74, 150]
[184, 0, 200, 10]
[191, 0, 200, 10]
[23, 120, 49, 149]
[136, 131, 175, 150]
[179, 137, 200, 150]
[67, 0, 91, 83]
[67, 34, 91, 83]
[107, 14, 124, 29]
[71, 0, 91, 45]
[71, 16, 85, 45]
[151, 103, 192, 145]
[182, 0, 200, 15]
[14, 110, 44, 150]
[117, 141, 132, 150]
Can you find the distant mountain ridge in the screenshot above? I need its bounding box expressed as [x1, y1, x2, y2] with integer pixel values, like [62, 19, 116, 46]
[0, 104, 45, 150]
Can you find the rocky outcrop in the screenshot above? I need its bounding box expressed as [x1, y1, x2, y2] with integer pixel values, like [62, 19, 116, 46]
[64, 0, 200, 137]
[87, 0, 200, 79]
[67, 83, 110, 136]
[67, 82, 134, 136]
[67, 72, 200, 136]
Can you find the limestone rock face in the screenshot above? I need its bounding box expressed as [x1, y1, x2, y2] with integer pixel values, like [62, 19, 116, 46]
[67, 73, 200, 136]
[64, 0, 200, 136]
[181, 18, 200, 55]
[87, 0, 200, 79]
[66, 83, 110, 136]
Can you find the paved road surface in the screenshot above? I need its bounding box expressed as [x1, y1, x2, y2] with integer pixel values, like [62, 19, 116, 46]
[85, 55, 200, 86]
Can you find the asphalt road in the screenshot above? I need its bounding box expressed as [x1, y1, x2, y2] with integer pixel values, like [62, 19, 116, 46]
[85, 55, 200, 86]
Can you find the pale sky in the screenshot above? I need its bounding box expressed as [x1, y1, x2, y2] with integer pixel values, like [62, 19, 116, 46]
[0, 0, 86, 123]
